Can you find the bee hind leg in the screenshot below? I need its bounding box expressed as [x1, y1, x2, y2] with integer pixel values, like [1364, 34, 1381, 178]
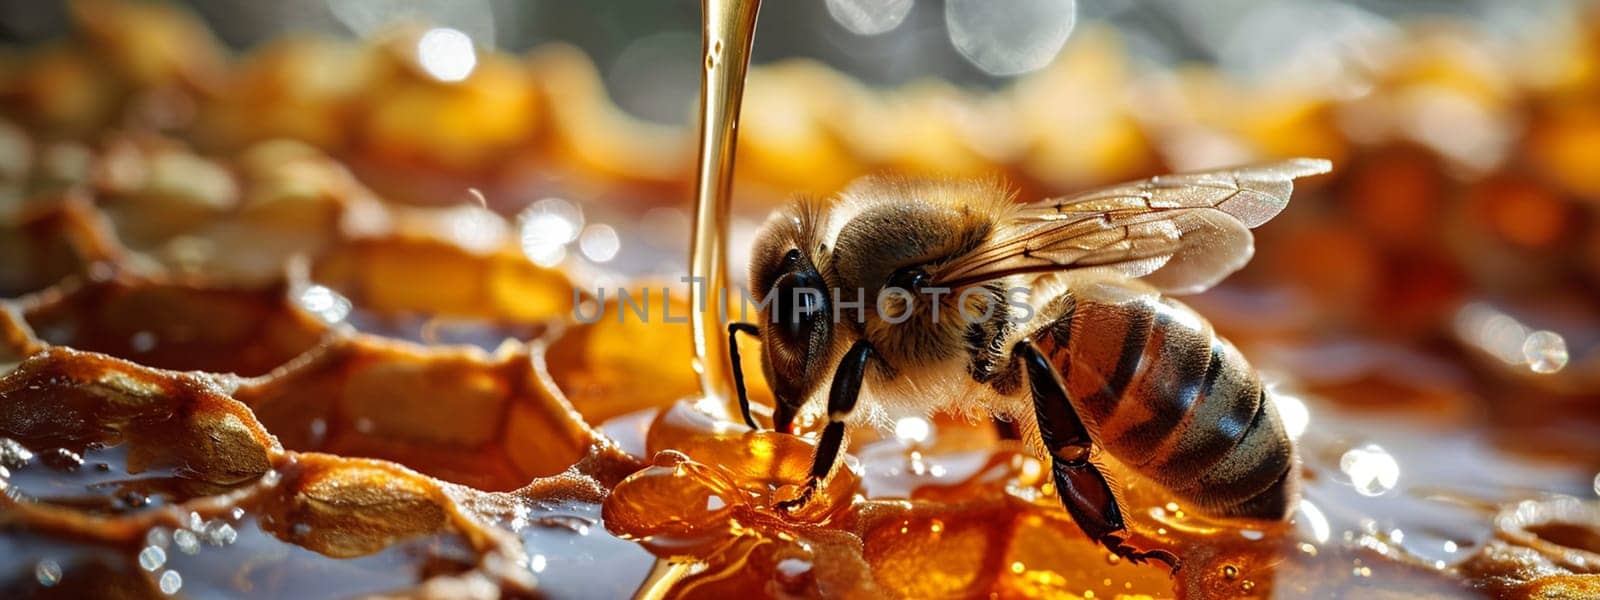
[775, 339, 875, 512]
[1018, 340, 1182, 574]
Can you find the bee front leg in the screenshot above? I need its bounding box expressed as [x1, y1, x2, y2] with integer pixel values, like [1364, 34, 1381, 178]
[727, 322, 763, 430]
[776, 339, 874, 512]
[1018, 340, 1182, 573]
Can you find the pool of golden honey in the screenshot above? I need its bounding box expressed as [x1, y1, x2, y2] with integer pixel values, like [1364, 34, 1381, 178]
[593, 399, 1593, 598]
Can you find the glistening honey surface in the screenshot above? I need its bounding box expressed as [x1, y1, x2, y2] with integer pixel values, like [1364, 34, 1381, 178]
[2, 2, 1599, 598]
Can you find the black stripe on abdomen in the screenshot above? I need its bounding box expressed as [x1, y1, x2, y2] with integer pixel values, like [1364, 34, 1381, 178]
[1026, 292, 1294, 520]
[1101, 300, 1214, 464]
[1188, 388, 1295, 518]
[1142, 337, 1261, 487]
[1060, 299, 1153, 427]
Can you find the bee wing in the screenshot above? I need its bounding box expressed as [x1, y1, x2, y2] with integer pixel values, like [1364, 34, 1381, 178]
[931, 159, 1331, 294]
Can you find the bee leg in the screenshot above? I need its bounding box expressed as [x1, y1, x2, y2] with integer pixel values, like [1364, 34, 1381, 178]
[727, 322, 763, 430]
[992, 416, 1020, 441]
[776, 338, 875, 512]
[1019, 340, 1182, 573]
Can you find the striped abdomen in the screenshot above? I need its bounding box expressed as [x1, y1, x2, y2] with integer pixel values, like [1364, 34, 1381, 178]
[1027, 285, 1296, 520]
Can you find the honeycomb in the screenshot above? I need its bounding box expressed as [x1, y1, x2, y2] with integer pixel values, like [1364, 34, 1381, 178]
[3, 2, 1600, 599]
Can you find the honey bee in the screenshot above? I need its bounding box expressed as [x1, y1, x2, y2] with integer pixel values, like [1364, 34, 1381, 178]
[727, 159, 1330, 571]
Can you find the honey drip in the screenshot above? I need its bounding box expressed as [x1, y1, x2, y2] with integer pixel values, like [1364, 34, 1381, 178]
[687, 0, 762, 412]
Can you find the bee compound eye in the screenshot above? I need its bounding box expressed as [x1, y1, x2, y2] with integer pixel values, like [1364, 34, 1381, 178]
[771, 271, 828, 349]
[887, 267, 931, 292]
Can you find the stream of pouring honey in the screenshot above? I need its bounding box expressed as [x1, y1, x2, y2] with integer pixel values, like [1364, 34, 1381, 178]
[637, 3, 763, 594]
[687, 0, 762, 414]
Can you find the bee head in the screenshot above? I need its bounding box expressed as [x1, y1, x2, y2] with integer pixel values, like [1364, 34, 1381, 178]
[749, 200, 836, 434]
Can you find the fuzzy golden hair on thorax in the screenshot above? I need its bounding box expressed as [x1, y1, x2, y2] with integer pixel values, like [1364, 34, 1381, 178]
[828, 174, 1018, 295]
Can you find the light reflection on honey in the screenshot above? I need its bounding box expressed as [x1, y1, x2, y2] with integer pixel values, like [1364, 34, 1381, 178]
[0, 1, 1598, 599]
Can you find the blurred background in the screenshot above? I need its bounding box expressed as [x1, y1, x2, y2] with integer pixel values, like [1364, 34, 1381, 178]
[0, 0, 1594, 430]
[0, 0, 1589, 118]
[0, 0, 1595, 437]
[0, 1, 1585, 82]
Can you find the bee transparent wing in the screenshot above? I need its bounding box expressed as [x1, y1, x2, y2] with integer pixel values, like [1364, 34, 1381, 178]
[931, 159, 1331, 294]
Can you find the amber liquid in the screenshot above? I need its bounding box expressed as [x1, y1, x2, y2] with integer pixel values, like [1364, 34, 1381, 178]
[656, 1, 762, 592]
[686, 0, 762, 416]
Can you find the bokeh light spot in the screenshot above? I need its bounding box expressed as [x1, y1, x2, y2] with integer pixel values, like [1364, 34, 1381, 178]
[417, 27, 477, 82]
[945, 0, 1075, 76]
